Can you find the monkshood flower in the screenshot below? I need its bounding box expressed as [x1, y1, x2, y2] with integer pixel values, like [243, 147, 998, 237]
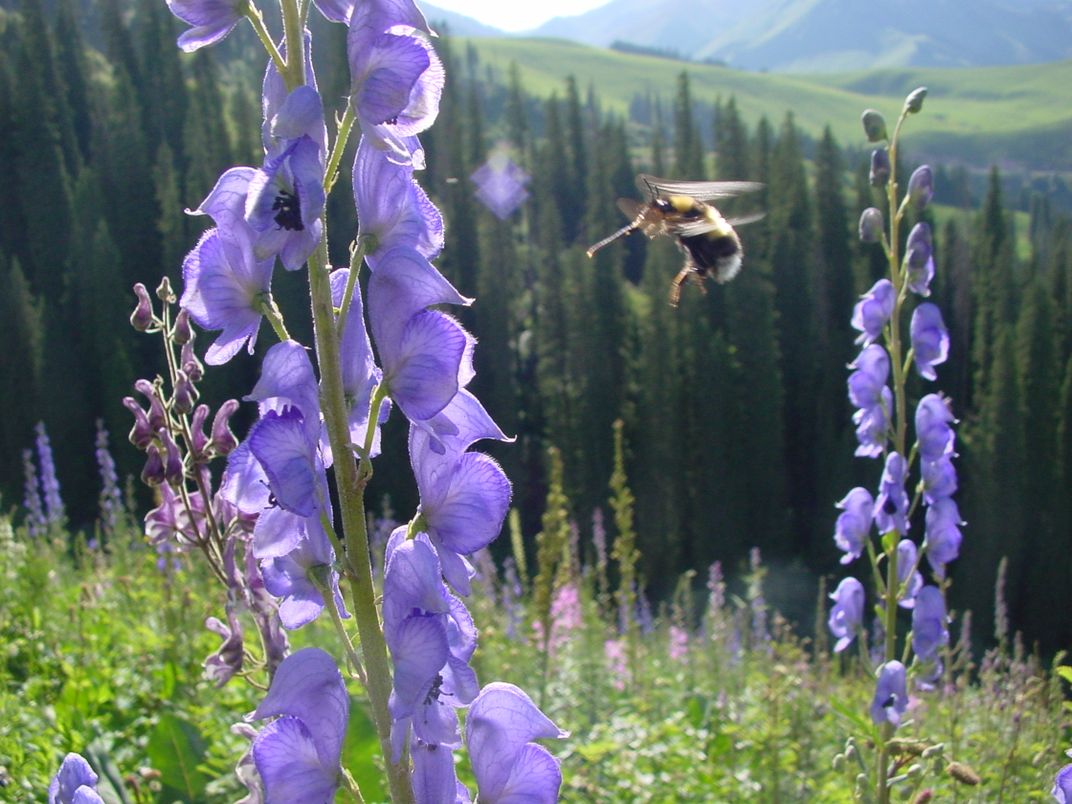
[382, 533, 479, 764]
[907, 165, 934, 210]
[166, 0, 245, 53]
[870, 660, 908, 727]
[911, 586, 948, 663]
[1053, 760, 1072, 803]
[466, 682, 568, 803]
[146, 484, 205, 549]
[915, 394, 956, 462]
[896, 539, 924, 609]
[347, 0, 442, 164]
[858, 207, 884, 243]
[96, 421, 123, 535]
[910, 303, 949, 381]
[851, 279, 895, 346]
[22, 448, 45, 537]
[848, 345, 892, 457]
[834, 487, 874, 565]
[180, 224, 274, 365]
[922, 454, 958, 504]
[904, 222, 935, 296]
[924, 497, 964, 579]
[250, 647, 349, 803]
[49, 753, 104, 804]
[353, 135, 444, 268]
[204, 608, 245, 687]
[828, 576, 865, 653]
[36, 422, 65, 528]
[869, 148, 890, 186]
[368, 246, 471, 422]
[874, 452, 909, 535]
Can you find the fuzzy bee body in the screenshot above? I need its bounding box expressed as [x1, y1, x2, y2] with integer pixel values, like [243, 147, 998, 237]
[587, 175, 763, 306]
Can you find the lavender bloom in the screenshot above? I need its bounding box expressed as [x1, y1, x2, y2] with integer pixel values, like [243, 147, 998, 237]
[466, 682, 568, 804]
[146, 484, 204, 550]
[910, 303, 949, 380]
[331, 269, 387, 457]
[95, 421, 123, 535]
[859, 207, 884, 243]
[470, 151, 530, 219]
[1053, 763, 1072, 803]
[904, 222, 935, 297]
[896, 539, 924, 609]
[49, 753, 104, 804]
[870, 661, 908, 727]
[828, 576, 865, 653]
[204, 609, 245, 687]
[131, 282, 154, 331]
[924, 497, 964, 579]
[251, 648, 349, 803]
[312, 0, 354, 23]
[347, 0, 441, 164]
[352, 135, 444, 269]
[851, 279, 895, 345]
[180, 225, 274, 365]
[834, 488, 874, 564]
[874, 452, 909, 535]
[166, 0, 244, 52]
[922, 454, 958, 504]
[907, 165, 934, 210]
[915, 394, 956, 462]
[869, 148, 890, 186]
[22, 448, 46, 537]
[36, 422, 65, 528]
[912, 586, 948, 663]
[848, 345, 891, 457]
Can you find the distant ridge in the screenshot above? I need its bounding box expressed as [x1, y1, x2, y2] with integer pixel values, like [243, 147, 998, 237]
[529, 0, 1072, 72]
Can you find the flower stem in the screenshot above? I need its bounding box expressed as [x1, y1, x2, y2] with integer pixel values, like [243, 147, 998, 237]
[245, 6, 287, 78]
[326, 104, 357, 195]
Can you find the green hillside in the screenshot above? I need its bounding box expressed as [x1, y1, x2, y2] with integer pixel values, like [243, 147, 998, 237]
[464, 37, 1072, 171]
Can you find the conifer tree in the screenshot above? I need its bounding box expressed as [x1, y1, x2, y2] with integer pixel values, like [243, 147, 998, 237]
[714, 96, 749, 180]
[672, 72, 704, 178]
[53, 0, 93, 164]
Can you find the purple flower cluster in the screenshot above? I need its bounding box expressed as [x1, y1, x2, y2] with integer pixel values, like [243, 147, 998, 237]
[36, 422, 65, 529]
[22, 447, 46, 537]
[95, 420, 123, 536]
[48, 753, 104, 804]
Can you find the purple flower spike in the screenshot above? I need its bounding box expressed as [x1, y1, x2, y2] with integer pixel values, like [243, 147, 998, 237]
[851, 279, 895, 346]
[911, 585, 948, 662]
[166, 0, 245, 53]
[896, 539, 924, 609]
[870, 661, 908, 727]
[904, 222, 935, 297]
[1053, 763, 1072, 803]
[828, 576, 864, 653]
[180, 227, 274, 365]
[833, 487, 874, 565]
[466, 682, 567, 804]
[251, 648, 349, 804]
[915, 394, 956, 462]
[910, 303, 949, 380]
[922, 454, 957, 504]
[49, 753, 103, 804]
[924, 497, 964, 579]
[874, 452, 909, 535]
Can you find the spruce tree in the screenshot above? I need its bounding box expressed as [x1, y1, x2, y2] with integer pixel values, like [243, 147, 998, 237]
[672, 72, 704, 178]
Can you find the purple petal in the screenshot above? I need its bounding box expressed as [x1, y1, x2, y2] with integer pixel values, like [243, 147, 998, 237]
[247, 341, 320, 423]
[494, 743, 562, 804]
[388, 614, 449, 709]
[167, 0, 243, 52]
[379, 310, 467, 421]
[219, 440, 272, 516]
[253, 505, 304, 559]
[189, 166, 255, 230]
[411, 390, 511, 460]
[49, 754, 99, 804]
[421, 453, 511, 555]
[383, 537, 451, 631]
[312, 0, 354, 22]
[354, 33, 430, 126]
[411, 740, 463, 804]
[252, 716, 340, 803]
[248, 408, 323, 517]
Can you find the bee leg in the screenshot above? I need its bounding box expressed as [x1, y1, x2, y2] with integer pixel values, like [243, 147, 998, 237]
[669, 267, 691, 307]
[692, 272, 708, 296]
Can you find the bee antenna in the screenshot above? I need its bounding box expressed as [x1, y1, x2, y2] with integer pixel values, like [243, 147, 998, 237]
[586, 223, 637, 258]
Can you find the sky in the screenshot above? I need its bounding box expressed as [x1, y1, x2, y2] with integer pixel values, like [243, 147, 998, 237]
[425, 0, 611, 32]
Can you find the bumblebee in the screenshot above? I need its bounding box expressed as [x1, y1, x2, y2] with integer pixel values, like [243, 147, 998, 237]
[586, 174, 764, 306]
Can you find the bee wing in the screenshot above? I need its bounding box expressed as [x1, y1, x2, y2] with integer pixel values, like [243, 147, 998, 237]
[671, 219, 726, 237]
[617, 198, 646, 220]
[636, 174, 764, 201]
[726, 211, 766, 227]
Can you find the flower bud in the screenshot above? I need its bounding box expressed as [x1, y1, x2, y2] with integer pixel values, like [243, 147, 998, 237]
[870, 148, 890, 186]
[859, 207, 884, 243]
[911, 790, 934, 804]
[190, 404, 211, 461]
[832, 754, 846, 772]
[159, 429, 185, 487]
[181, 341, 204, 383]
[173, 370, 198, 415]
[210, 399, 241, 457]
[945, 762, 980, 786]
[904, 222, 934, 296]
[141, 444, 166, 486]
[156, 275, 175, 302]
[861, 109, 888, 142]
[131, 283, 154, 331]
[134, 378, 168, 432]
[907, 165, 934, 210]
[904, 86, 927, 114]
[173, 308, 193, 345]
[123, 397, 155, 450]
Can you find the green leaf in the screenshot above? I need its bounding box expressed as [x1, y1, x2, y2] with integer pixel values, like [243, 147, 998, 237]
[146, 713, 209, 802]
[341, 702, 386, 802]
[1055, 665, 1072, 684]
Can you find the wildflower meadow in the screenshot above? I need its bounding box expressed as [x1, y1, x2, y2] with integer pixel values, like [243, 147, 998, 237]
[1, 0, 1070, 802]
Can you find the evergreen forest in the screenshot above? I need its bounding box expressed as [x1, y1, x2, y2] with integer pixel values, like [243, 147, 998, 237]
[1, 0, 1071, 658]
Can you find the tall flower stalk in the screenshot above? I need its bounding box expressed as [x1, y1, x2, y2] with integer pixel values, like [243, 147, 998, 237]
[121, 0, 565, 800]
[831, 88, 967, 803]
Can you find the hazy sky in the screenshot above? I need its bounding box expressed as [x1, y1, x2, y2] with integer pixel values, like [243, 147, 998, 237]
[427, 0, 611, 32]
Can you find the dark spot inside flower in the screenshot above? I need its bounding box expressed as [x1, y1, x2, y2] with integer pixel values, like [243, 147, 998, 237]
[883, 497, 897, 515]
[424, 673, 444, 705]
[883, 693, 897, 708]
[272, 189, 304, 231]
[385, 116, 398, 125]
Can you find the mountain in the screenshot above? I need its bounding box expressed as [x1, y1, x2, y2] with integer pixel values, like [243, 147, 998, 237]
[422, 3, 506, 37]
[529, 0, 1072, 72]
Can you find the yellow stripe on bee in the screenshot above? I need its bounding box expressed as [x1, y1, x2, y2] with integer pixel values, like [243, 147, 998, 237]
[667, 195, 695, 212]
